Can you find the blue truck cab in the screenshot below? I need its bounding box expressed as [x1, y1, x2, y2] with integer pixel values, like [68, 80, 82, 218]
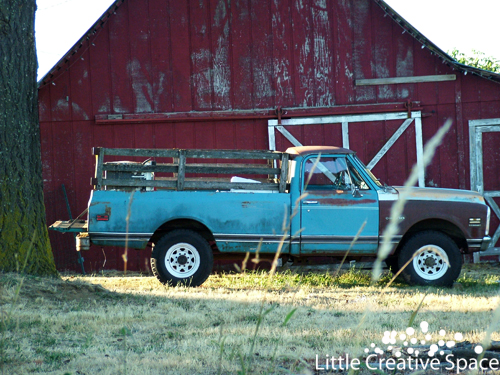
[50, 146, 491, 287]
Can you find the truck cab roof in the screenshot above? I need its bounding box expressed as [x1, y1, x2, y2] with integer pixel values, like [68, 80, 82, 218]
[286, 146, 354, 158]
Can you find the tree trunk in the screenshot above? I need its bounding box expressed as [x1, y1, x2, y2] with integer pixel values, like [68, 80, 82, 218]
[0, 0, 57, 275]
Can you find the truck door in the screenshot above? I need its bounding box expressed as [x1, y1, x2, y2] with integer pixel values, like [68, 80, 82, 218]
[300, 155, 379, 255]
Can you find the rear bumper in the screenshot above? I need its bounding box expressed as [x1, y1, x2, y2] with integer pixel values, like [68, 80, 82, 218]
[467, 236, 492, 252]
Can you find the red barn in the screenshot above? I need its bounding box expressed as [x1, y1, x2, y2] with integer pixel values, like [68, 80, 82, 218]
[39, 0, 500, 271]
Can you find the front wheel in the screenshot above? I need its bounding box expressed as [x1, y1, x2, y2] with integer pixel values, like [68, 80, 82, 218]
[398, 231, 462, 287]
[151, 230, 213, 287]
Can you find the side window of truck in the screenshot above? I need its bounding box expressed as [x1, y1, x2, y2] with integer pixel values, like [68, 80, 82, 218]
[346, 159, 370, 190]
[303, 156, 370, 191]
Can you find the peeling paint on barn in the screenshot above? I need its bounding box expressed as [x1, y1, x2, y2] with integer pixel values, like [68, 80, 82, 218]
[71, 102, 89, 120]
[128, 59, 153, 113]
[211, 0, 232, 109]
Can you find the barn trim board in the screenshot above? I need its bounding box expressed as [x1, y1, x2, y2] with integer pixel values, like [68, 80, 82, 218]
[469, 119, 500, 258]
[268, 111, 425, 187]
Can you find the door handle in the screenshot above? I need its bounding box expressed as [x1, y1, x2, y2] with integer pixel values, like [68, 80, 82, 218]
[303, 200, 318, 204]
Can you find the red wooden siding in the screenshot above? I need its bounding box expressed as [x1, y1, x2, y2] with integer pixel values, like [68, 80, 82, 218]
[39, 0, 500, 271]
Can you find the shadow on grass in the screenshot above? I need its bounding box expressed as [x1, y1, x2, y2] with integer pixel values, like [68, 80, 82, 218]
[1, 268, 498, 375]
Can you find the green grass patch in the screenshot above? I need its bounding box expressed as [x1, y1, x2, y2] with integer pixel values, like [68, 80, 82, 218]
[455, 271, 500, 289]
[206, 267, 403, 290]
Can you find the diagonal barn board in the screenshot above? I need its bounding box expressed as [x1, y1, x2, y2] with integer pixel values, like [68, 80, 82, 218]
[268, 111, 425, 187]
[469, 119, 500, 259]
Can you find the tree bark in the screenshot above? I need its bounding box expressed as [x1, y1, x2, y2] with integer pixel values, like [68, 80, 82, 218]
[0, 0, 57, 275]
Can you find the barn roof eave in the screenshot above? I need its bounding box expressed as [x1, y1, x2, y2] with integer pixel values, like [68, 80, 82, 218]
[37, 0, 125, 88]
[373, 0, 500, 85]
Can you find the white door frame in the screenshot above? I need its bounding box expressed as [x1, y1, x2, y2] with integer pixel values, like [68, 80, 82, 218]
[469, 118, 500, 255]
[268, 111, 425, 187]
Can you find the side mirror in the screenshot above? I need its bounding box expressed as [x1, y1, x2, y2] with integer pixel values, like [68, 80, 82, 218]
[351, 185, 362, 198]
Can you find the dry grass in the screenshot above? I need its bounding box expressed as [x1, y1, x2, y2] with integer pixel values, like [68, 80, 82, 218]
[1, 263, 500, 375]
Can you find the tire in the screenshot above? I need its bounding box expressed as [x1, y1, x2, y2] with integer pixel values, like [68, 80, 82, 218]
[398, 231, 462, 287]
[151, 229, 213, 287]
[385, 256, 400, 274]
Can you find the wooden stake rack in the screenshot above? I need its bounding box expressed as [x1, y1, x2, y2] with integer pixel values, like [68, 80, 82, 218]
[91, 147, 290, 193]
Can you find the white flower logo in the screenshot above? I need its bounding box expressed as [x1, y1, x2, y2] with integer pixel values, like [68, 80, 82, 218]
[364, 321, 484, 358]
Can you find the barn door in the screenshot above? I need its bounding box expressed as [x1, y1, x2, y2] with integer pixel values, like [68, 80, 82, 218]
[268, 111, 425, 186]
[469, 119, 500, 256]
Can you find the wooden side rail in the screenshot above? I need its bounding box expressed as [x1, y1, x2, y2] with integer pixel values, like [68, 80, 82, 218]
[92, 147, 289, 193]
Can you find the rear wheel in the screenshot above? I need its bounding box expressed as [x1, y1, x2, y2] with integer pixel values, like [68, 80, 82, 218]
[398, 231, 462, 287]
[151, 229, 213, 287]
[385, 256, 400, 274]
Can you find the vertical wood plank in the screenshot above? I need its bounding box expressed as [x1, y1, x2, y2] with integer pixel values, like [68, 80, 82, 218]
[38, 85, 52, 123]
[89, 22, 112, 115]
[210, 0, 232, 109]
[190, 0, 213, 110]
[68, 43, 92, 122]
[271, 0, 295, 107]
[170, 0, 193, 111]
[108, 0, 133, 113]
[414, 53, 438, 104]
[128, 0, 154, 113]
[394, 31, 415, 101]
[333, 0, 354, 105]
[415, 115, 425, 187]
[454, 75, 466, 190]
[279, 152, 289, 192]
[371, 1, 394, 102]
[250, 0, 274, 108]
[341, 122, 349, 149]
[311, 0, 334, 106]
[94, 147, 105, 189]
[268, 124, 276, 151]
[40, 121, 55, 222]
[49, 72, 72, 122]
[352, 0, 375, 103]
[175, 122, 195, 148]
[73, 121, 95, 211]
[323, 123, 343, 148]
[466, 104, 481, 190]
[230, 0, 253, 109]
[177, 150, 186, 190]
[291, 0, 314, 107]
[476, 129, 484, 194]
[149, 0, 174, 112]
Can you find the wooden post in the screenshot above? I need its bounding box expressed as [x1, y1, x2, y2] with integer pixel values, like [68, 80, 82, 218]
[279, 153, 289, 193]
[177, 150, 186, 191]
[93, 147, 105, 190]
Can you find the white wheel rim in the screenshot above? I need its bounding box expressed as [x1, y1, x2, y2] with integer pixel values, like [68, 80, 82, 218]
[413, 245, 449, 281]
[164, 243, 200, 278]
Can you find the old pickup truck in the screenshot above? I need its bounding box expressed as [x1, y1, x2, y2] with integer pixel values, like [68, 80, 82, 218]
[50, 146, 491, 287]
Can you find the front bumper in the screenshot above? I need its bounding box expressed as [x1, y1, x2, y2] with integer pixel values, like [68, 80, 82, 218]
[467, 236, 492, 252]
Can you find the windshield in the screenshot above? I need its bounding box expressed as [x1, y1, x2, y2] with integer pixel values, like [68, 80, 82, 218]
[352, 155, 383, 188]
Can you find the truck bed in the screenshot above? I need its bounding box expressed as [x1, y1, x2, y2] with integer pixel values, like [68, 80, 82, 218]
[91, 147, 289, 193]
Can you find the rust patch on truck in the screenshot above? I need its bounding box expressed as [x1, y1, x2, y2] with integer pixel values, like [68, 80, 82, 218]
[379, 199, 489, 254]
[316, 198, 376, 206]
